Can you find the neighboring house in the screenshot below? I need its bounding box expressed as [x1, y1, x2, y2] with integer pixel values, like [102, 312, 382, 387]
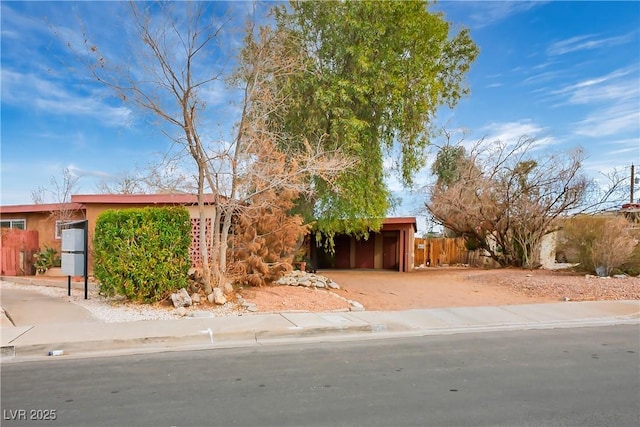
[0, 202, 85, 251]
[0, 194, 217, 275]
[310, 217, 417, 272]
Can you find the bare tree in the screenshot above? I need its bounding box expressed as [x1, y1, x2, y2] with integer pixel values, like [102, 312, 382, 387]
[50, 167, 81, 225]
[96, 173, 146, 195]
[210, 21, 351, 288]
[96, 157, 197, 195]
[31, 186, 47, 205]
[427, 136, 589, 268]
[31, 167, 81, 235]
[74, 2, 351, 292]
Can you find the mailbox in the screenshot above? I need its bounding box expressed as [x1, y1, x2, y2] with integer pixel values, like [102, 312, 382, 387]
[62, 229, 84, 252]
[61, 228, 85, 276]
[62, 253, 84, 276]
[60, 220, 89, 299]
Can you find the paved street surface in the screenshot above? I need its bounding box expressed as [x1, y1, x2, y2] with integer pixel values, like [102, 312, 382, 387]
[2, 325, 639, 427]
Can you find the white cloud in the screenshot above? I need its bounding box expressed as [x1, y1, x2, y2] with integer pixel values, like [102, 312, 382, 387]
[547, 32, 635, 56]
[543, 67, 640, 138]
[1, 69, 132, 127]
[551, 67, 639, 106]
[573, 100, 640, 137]
[460, 1, 546, 29]
[479, 120, 553, 146]
[67, 164, 112, 179]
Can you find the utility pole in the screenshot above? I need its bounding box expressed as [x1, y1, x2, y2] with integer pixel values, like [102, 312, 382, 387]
[631, 164, 635, 204]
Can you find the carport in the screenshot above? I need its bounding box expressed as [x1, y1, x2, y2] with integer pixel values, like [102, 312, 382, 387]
[311, 217, 416, 272]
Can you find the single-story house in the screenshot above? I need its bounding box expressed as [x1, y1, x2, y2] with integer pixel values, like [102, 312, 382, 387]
[1, 193, 416, 275]
[310, 217, 417, 272]
[0, 194, 217, 275]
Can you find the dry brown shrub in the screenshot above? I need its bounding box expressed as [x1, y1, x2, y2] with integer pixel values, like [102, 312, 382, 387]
[559, 215, 637, 275]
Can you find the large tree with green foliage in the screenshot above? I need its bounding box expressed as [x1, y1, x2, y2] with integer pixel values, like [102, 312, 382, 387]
[272, 0, 478, 239]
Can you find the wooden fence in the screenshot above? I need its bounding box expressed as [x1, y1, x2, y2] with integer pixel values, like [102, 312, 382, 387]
[1, 229, 39, 276]
[414, 237, 468, 267]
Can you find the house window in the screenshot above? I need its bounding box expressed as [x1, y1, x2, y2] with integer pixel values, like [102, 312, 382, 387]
[55, 220, 76, 239]
[0, 219, 26, 230]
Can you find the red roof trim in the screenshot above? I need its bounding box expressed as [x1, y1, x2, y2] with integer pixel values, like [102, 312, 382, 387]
[382, 217, 417, 231]
[0, 202, 84, 214]
[71, 193, 216, 204]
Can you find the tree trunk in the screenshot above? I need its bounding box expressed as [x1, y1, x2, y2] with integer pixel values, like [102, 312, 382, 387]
[218, 205, 234, 289]
[197, 168, 212, 295]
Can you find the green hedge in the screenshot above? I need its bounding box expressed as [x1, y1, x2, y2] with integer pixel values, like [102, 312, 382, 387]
[93, 207, 192, 303]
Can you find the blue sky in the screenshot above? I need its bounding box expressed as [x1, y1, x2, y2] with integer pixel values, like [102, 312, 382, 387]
[2, 1, 639, 232]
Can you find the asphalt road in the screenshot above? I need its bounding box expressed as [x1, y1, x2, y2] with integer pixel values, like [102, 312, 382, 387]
[2, 325, 639, 427]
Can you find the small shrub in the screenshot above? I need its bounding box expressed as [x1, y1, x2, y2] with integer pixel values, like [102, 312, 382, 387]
[558, 215, 637, 276]
[93, 207, 191, 303]
[619, 242, 640, 276]
[33, 246, 61, 274]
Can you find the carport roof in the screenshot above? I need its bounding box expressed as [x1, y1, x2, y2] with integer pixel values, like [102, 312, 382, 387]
[382, 217, 417, 231]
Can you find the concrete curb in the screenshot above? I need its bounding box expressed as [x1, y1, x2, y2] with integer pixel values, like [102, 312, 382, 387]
[2, 311, 638, 362]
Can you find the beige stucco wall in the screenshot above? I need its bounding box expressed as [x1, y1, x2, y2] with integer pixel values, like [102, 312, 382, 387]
[1, 211, 84, 252]
[539, 231, 558, 269]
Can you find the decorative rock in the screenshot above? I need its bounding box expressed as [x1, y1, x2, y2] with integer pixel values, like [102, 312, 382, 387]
[274, 271, 341, 290]
[349, 300, 365, 312]
[207, 293, 215, 304]
[613, 274, 628, 279]
[191, 293, 201, 304]
[213, 288, 227, 305]
[171, 288, 192, 308]
[173, 306, 187, 317]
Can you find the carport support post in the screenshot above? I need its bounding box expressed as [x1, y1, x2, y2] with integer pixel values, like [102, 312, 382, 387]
[67, 275, 71, 297]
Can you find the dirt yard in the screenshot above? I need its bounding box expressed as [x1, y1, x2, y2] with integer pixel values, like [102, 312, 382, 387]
[239, 268, 640, 313]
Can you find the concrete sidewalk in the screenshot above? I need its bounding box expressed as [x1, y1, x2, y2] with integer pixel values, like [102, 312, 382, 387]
[1, 282, 639, 362]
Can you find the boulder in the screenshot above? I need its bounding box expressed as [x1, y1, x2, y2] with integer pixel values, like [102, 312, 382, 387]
[171, 288, 192, 308]
[349, 300, 365, 312]
[213, 288, 227, 305]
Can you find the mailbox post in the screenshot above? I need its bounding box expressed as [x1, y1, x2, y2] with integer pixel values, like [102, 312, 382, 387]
[61, 220, 89, 299]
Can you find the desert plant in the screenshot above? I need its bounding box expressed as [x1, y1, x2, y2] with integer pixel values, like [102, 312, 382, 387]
[33, 246, 61, 274]
[558, 215, 637, 276]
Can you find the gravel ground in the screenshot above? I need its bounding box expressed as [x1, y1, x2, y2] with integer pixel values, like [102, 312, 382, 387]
[0, 280, 242, 323]
[2, 269, 639, 323]
[472, 270, 640, 302]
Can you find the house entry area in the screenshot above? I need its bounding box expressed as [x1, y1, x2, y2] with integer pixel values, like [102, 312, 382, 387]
[311, 217, 416, 273]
